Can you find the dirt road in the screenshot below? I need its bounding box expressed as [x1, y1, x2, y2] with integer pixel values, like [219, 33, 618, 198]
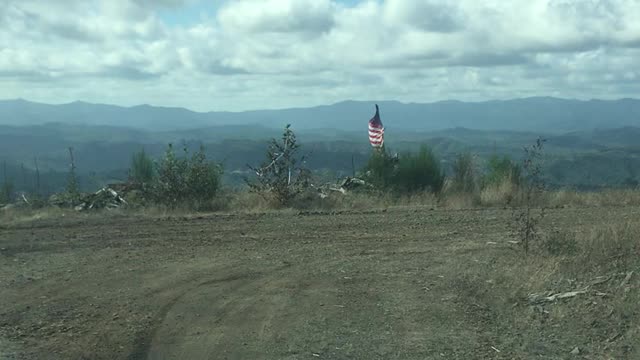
[1, 206, 638, 359]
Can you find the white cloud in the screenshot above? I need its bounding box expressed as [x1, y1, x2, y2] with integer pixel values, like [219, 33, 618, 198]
[383, 0, 466, 33]
[0, 0, 639, 111]
[218, 0, 335, 35]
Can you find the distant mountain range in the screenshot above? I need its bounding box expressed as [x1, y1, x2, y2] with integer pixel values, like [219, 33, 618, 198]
[2, 97, 640, 133]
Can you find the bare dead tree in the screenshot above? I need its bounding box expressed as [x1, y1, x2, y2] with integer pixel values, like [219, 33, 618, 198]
[513, 137, 547, 254]
[67, 147, 79, 196]
[246, 125, 310, 206]
[34, 157, 41, 195]
[20, 163, 27, 192]
[1, 161, 13, 204]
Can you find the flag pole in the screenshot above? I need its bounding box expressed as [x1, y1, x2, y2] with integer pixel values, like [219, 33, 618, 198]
[351, 154, 355, 177]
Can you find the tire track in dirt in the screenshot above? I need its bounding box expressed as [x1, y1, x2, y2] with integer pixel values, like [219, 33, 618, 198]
[127, 272, 263, 360]
[127, 262, 296, 360]
[141, 262, 345, 360]
[138, 247, 485, 359]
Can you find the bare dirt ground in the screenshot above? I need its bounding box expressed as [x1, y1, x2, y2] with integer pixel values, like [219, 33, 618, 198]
[1, 206, 639, 359]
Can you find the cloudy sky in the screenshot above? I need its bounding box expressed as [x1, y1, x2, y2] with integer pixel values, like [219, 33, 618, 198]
[1, 0, 639, 111]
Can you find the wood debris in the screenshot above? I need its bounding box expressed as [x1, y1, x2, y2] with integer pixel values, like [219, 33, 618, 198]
[589, 276, 611, 286]
[528, 290, 587, 304]
[74, 187, 127, 211]
[607, 333, 622, 343]
[619, 271, 633, 288]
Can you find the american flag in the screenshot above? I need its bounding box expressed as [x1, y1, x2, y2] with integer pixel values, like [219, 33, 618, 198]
[368, 104, 384, 148]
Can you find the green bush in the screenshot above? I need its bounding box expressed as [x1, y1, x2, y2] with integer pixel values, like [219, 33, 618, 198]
[154, 144, 223, 209]
[394, 146, 444, 194]
[363, 146, 444, 195]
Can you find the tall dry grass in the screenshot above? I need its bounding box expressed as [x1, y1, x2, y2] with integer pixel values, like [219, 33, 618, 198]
[444, 175, 640, 209]
[479, 178, 519, 206]
[578, 222, 640, 271]
[548, 188, 640, 207]
[451, 220, 640, 358]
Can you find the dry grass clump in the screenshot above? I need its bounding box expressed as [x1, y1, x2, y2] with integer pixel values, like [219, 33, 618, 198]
[0, 207, 65, 227]
[438, 193, 477, 209]
[225, 191, 274, 213]
[386, 191, 438, 207]
[479, 179, 519, 206]
[226, 188, 440, 213]
[0, 206, 132, 228]
[226, 190, 388, 212]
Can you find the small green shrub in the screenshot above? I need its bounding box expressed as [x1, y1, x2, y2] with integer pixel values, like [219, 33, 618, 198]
[153, 144, 223, 210]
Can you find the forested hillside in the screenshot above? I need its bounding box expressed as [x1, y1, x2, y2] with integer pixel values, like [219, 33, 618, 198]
[1, 122, 639, 194]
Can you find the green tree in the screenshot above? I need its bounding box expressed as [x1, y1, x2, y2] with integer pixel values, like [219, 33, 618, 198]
[185, 145, 222, 206]
[130, 149, 155, 184]
[155, 144, 185, 207]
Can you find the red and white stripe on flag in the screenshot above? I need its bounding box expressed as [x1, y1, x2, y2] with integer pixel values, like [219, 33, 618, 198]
[369, 123, 384, 147]
[368, 104, 384, 148]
